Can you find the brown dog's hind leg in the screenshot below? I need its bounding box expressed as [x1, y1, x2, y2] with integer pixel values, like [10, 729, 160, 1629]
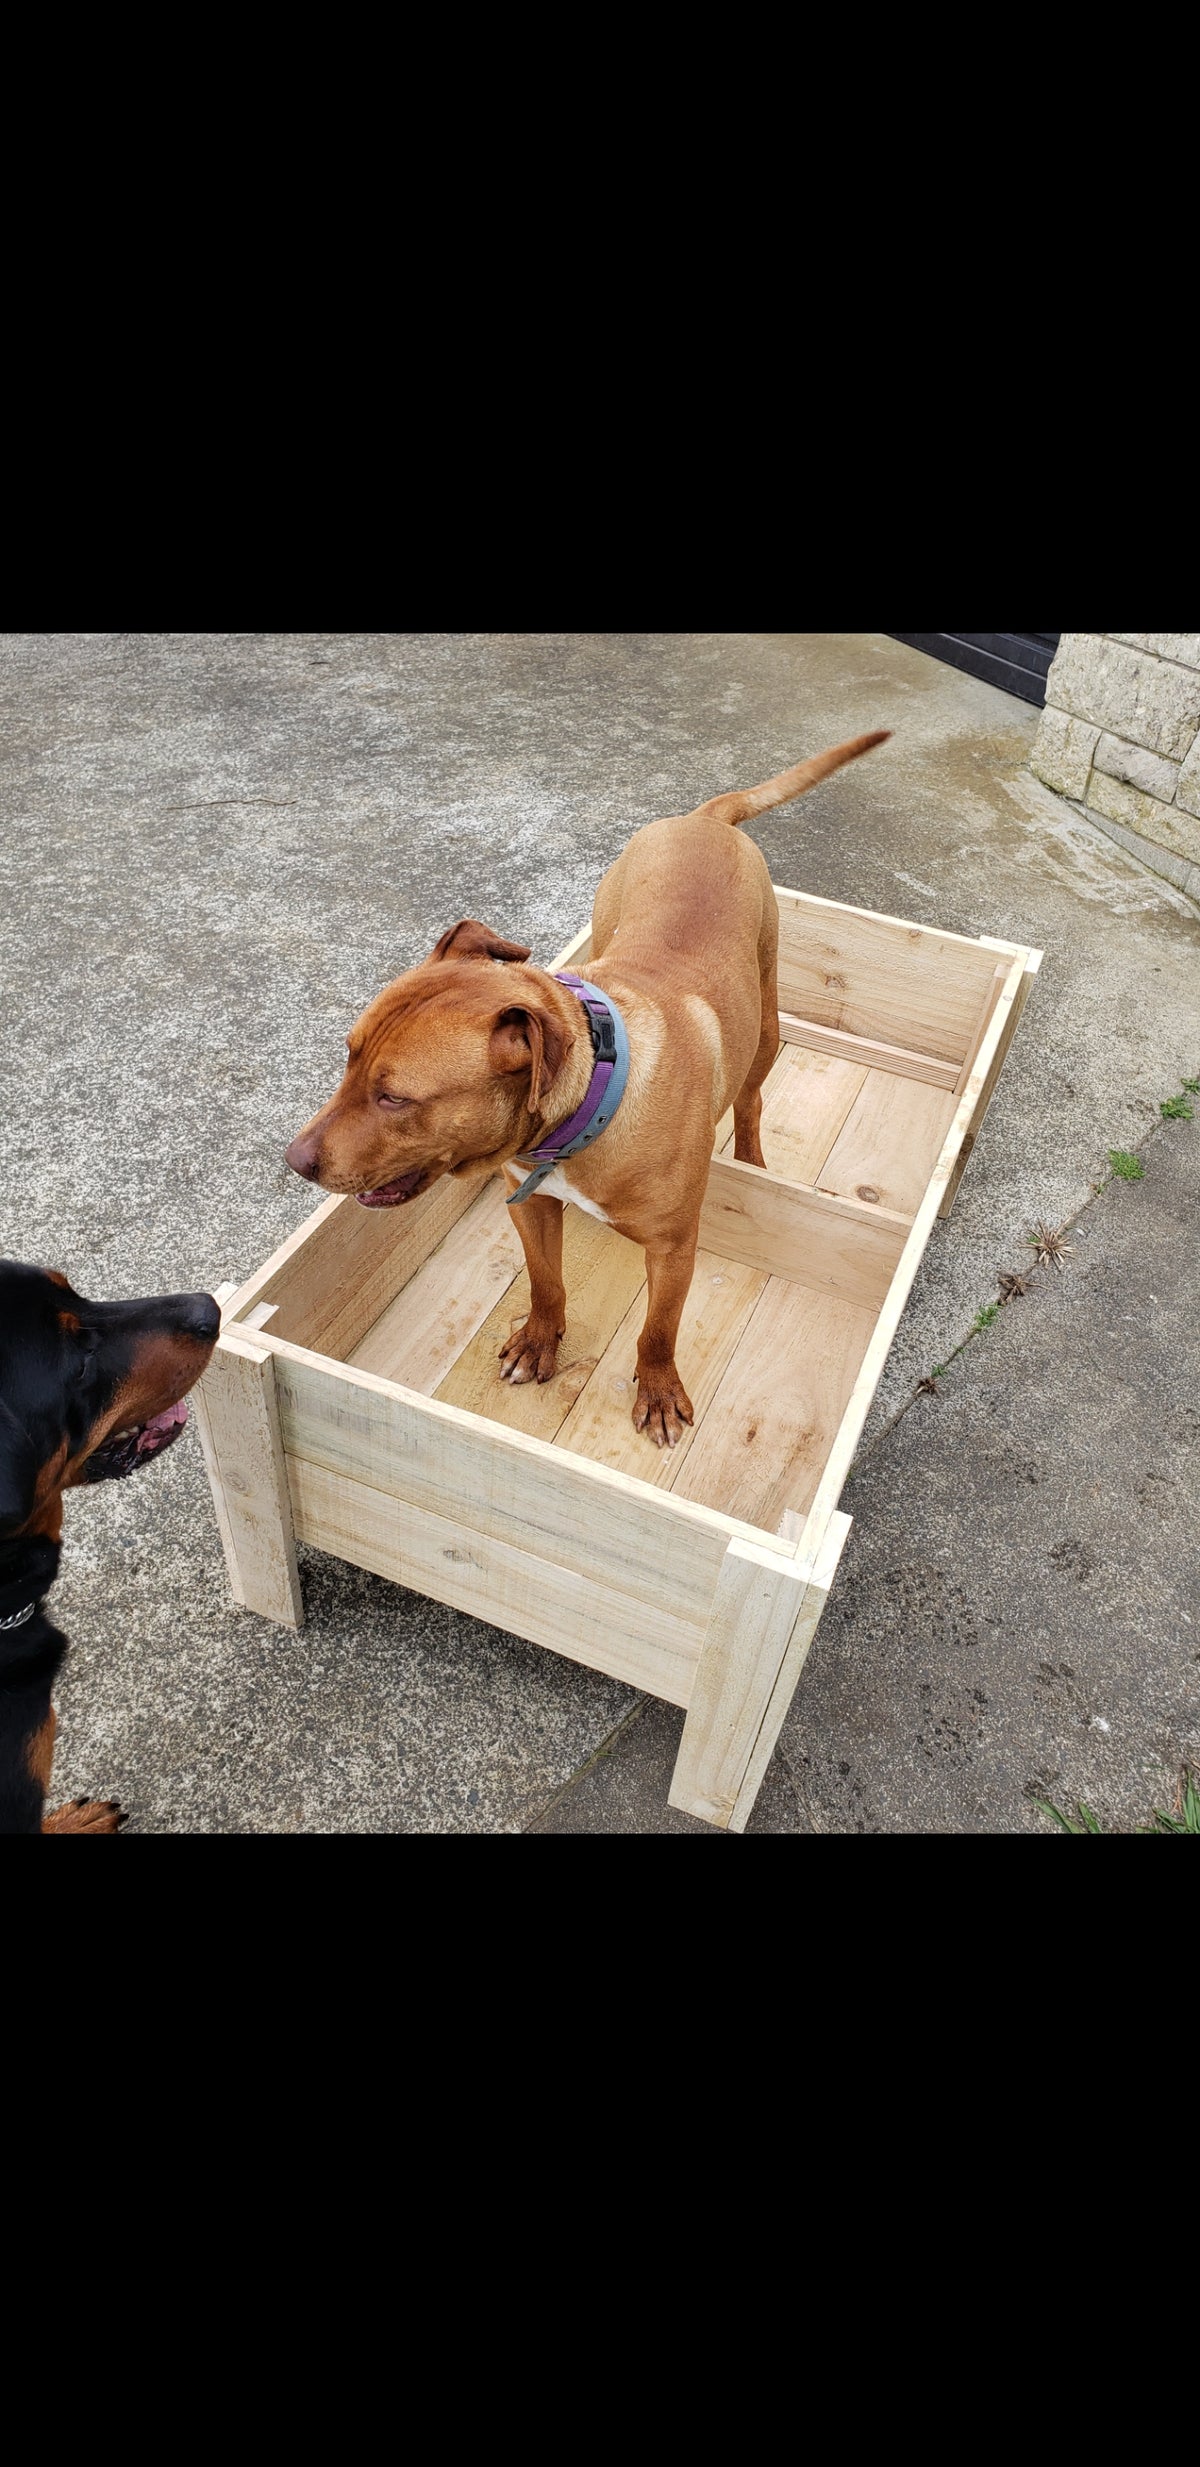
[500, 1192, 567, 1385]
[732, 966, 780, 1169]
[634, 1238, 698, 1448]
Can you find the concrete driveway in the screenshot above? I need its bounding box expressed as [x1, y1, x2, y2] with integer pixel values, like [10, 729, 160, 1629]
[2, 632, 1196, 1832]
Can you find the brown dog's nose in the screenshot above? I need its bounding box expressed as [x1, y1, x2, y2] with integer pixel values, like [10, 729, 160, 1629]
[285, 1134, 321, 1181]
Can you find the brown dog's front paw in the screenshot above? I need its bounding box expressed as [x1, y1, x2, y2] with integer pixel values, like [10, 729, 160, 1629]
[633, 1373, 694, 1450]
[498, 1317, 565, 1386]
[43, 1796, 128, 1834]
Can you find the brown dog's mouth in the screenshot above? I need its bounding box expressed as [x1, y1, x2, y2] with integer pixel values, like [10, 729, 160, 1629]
[82, 1399, 191, 1482]
[356, 1166, 434, 1208]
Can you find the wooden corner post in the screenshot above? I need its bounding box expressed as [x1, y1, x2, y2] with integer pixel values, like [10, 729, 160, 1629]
[938, 950, 1043, 1220]
[191, 1328, 304, 1629]
[669, 1511, 852, 1831]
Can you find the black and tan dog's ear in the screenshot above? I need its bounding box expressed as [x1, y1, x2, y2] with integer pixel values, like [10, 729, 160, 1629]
[0, 1396, 37, 1536]
[491, 1003, 568, 1116]
[430, 918, 533, 965]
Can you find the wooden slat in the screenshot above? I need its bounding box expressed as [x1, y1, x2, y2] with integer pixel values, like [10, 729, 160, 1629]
[726, 1510, 853, 1831]
[553, 1250, 767, 1483]
[263, 1338, 783, 1629]
[699, 1156, 908, 1306]
[773, 886, 1003, 1063]
[670, 1282, 876, 1532]
[191, 1332, 303, 1628]
[288, 1456, 701, 1707]
[953, 964, 1010, 1101]
[720, 1046, 868, 1184]
[816, 1073, 959, 1220]
[435, 1210, 648, 1442]
[777, 1010, 960, 1090]
[773, 882, 1025, 961]
[349, 1177, 524, 1391]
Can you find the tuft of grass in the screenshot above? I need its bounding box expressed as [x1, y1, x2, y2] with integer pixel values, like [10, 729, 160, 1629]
[1151, 1768, 1200, 1835]
[1031, 1767, 1200, 1835]
[1181, 1076, 1199, 1094]
[972, 1303, 1000, 1332]
[1107, 1150, 1145, 1180]
[1160, 1094, 1194, 1120]
[1032, 1796, 1104, 1834]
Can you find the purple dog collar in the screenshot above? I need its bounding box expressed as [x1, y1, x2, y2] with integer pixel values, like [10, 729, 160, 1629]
[506, 973, 631, 1206]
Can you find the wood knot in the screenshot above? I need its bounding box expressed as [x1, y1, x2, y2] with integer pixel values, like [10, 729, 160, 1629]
[857, 1184, 881, 1204]
[824, 971, 847, 990]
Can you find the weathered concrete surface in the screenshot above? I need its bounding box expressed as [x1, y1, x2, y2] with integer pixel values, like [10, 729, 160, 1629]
[534, 1120, 1200, 1833]
[1, 632, 1196, 1833]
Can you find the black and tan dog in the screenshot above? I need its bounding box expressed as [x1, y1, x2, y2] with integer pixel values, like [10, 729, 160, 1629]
[0, 1262, 219, 1834]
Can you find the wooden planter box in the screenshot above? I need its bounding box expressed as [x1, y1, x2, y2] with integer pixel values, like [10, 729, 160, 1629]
[195, 887, 1040, 1831]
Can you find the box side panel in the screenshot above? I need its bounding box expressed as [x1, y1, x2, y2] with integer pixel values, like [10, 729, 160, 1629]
[773, 889, 1005, 1063]
[699, 1157, 908, 1304]
[806, 949, 1033, 1530]
[266, 1343, 767, 1629]
[222, 1171, 495, 1358]
[288, 1455, 701, 1706]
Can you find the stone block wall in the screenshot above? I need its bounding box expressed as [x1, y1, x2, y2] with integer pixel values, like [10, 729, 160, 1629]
[1030, 634, 1200, 900]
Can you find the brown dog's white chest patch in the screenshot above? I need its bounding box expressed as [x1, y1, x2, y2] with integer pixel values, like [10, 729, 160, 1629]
[534, 1167, 613, 1224]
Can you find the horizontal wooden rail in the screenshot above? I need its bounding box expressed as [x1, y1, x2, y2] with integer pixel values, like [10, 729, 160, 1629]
[777, 1010, 960, 1089]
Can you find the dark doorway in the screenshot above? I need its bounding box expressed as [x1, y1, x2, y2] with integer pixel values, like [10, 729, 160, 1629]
[887, 634, 1060, 706]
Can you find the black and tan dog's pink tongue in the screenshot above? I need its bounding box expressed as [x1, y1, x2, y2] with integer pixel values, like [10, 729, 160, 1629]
[136, 1399, 189, 1453]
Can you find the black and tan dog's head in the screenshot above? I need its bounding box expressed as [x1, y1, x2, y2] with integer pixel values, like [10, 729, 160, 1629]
[0, 1262, 221, 1543]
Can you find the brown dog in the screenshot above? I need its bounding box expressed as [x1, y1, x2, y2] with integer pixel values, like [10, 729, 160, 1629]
[285, 732, 889, 1446]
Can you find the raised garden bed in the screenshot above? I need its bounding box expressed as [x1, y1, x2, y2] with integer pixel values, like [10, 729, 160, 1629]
[195, 886, 1040, 1830]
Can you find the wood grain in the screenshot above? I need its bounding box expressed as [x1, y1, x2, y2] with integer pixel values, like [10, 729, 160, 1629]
[699, 1156, 908, 1305]
[435, 1209, 649, 1442]
[288, 1454, 702, 1706]
[553, 1250, 767, 1483]
[670, 1281, 875, 1532]
[192, 1333, 303, 1627]
[817, 1072, 959, 1220]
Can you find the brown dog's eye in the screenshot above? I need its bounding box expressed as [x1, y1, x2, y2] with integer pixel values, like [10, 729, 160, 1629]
[376, 1093, 411, 1110]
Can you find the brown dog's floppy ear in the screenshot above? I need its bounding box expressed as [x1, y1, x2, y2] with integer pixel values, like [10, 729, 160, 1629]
[0, 1396, 37, 1537]
[491, 1004, 568, 1117]
[430, 918, 533, 965]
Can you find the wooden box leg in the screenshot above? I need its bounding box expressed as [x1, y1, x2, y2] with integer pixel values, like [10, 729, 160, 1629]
[668, 1512, 852, 1830]
[191, 1329, 304, 1628]
[939, 954, 1041, 1220]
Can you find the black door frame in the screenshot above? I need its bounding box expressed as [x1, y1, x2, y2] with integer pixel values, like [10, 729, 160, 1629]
[887, 634, 1060, 707]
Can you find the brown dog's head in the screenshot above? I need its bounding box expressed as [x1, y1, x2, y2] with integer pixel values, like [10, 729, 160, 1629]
[284, 919, 582, 1206]
[0, 1263, 220, 1544]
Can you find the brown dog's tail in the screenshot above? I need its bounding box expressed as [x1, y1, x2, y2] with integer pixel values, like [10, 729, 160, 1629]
[690, 730, 891, 829]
